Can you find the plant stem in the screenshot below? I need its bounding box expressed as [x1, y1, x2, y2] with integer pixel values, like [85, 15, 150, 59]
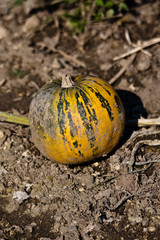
[61, 74, 75, 88]
[127, 118, 160, 127]
[0, 111, 160, 128]
[0, 111, 29, 126]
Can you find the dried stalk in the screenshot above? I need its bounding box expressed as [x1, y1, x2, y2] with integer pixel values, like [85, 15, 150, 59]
[0, 111, 160, 128]
[113, 37, 160, 61]
[0, 111, 29, 126]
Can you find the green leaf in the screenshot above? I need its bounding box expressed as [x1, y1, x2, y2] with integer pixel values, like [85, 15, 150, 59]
[45, 17, 53, 23]
[12, 69, 26, 79]
[106, 9, 114, 17]
[71, 20, 79, 27]
[66, 0, 77, 3]
[105, 1, 114, 9]
[18, 71, 26, 79]
[12, 69, 18, 75]
[96, 0, 104, 7]
[119, 2, 129, 11]
[14, 0, 27, 6]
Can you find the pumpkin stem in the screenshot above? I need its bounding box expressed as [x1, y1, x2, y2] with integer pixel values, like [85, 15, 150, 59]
[61, 74, 75, 88]
[0, 111, 29, 126]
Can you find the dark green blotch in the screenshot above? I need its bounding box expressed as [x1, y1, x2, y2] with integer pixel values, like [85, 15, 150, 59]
[75, 91, 96, 151]
[73, 140, 78, 148]
[104, 85, 111, 96]
[57, 90, 66, 137]
[78, 87, 98, 125]
[64, 98, 70, 111]
[87, 85, 114, 121]
[95, 91, 114, 121]
[78, 150, 84, 157]
[67, 111, 78, 138]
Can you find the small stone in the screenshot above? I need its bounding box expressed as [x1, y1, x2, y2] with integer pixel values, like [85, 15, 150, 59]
[0, 183, 5, 193]
[79, 187, 85, 192]
[0, 25, 7, 39]
[24, 222, 37, 233]
[148, 226, 156, 232]
[115, 164, 121, 171]
[0, 167, 7, 175]
[13, 191, 29, 203]
[0, 130, 4, 139]
[136, 54, 151, 72]
[52, 58, 61, 69]
[22, 150, 31, 158]
[23, 15, 40, 33]
[142, 219, 149, 227]
[100, 63, 112, 71]
[92, 162, 99, 167]
[25, 183, 33, 193]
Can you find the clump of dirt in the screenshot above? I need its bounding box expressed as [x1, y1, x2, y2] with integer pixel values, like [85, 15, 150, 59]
[0, 1, 160, 239]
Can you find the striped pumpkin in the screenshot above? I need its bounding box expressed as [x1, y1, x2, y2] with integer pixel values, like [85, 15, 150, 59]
[29, 75, 125, 164]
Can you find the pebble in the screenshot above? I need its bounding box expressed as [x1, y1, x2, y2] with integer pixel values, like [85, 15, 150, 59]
[0, 130, 4, 139]
[79, 187, 85, 192]
[13, 191, 29, 203]
[52, 58, 61, 69]
[22, 150, 31, 158]
[24, 222, 37, 233]
[0, 183, 5, 193]
[148, 226, 156, 232]
[136, 54, 151, 72]
[23, 15, 40, 33]
[0, 167, 8, 175]
[0, 25, 7, 39]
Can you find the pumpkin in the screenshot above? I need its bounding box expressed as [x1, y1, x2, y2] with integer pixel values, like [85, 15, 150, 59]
[29, 75, 125, 164]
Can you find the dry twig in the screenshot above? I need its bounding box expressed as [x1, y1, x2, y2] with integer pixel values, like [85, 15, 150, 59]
[106, 192, 133, 211]
[127, 118, 160, 127]
[126, 130, 160, 173]
[113, 37, 160, 61]
[129, 139, 160, 173]
[37, 42, 86, 68]
[108, 54, 136, 85]
[125, 29, 152, 56]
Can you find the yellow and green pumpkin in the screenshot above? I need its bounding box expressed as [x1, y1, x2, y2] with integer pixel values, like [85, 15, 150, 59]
[29, 75, 125, 164]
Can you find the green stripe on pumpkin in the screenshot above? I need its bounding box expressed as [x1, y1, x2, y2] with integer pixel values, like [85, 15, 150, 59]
[75, 90, 97, 151]
[77, 87, 98, 125]
[57, 89, 66, 137]
[86, 85, 114, 121]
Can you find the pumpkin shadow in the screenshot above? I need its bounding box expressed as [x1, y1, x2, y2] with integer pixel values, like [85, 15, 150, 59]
[117, 89, 147, 142]
[69, 90, 147, 168]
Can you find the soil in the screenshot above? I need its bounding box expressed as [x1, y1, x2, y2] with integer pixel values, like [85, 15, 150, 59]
[0, 1, 160, 240]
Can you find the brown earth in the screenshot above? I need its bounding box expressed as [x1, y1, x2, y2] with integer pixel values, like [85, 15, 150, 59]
[0, 1, 160, 240]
